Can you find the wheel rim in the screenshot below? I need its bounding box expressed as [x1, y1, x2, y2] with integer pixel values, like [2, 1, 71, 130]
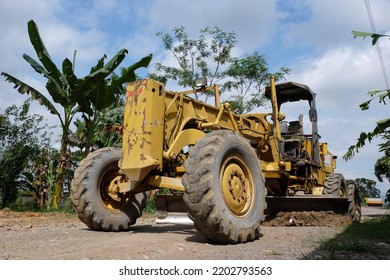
[99, 164, 129, 212]
[220, 155, 255, 217]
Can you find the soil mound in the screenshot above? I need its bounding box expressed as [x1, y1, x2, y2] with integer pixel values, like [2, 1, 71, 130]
[262, 210, 352, 227]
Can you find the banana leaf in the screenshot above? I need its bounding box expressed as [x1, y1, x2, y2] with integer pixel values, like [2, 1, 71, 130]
[1, 72, 61, 117]
[109, 54, 152, 95]
[76, 49, 128, 112]
[27, 20, 62, 83]
[62, 58, 78, 90]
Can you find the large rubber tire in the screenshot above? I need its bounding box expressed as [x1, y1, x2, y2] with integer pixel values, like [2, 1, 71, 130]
[182, 130, 266, 244]
[346, 180, 361, 223]
[324, 173, 348, 198]
[71, 147, 147, 231]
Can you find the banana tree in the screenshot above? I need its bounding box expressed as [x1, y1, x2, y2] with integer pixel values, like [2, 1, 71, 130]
[76, 54, 152, 155]
[2, 20, 152, 208]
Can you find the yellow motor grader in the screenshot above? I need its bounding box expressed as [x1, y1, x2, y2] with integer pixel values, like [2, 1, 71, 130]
[71, 76, 361, 244]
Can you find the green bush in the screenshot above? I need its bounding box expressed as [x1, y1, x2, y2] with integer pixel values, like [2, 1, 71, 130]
[58, 195, 75, 213]
[144, 197, 156, 214]
[9, 196, 38, 212]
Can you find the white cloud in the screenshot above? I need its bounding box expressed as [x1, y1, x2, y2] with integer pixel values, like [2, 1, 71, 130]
[280, 0, 390, 51]
[281, 47, 388, 194]
[147, 0, 280, 53]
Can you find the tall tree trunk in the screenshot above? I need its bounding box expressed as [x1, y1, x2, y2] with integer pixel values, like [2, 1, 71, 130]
[51, 124, 71, 209]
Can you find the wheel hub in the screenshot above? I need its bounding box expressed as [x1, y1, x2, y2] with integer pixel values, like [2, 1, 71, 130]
[107, 175, 123, 202]
[221, 157, 253, 217]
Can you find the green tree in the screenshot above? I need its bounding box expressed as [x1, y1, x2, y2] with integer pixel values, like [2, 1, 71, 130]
[0, 145, 30, 208]
[344, 31, 390, 204]
[222, 52, 290, 114]
[355, 177, 377, 204]
[343, 31, 390, 160]
[154, 26, 237, 99]
[0, 100, 52, 209]
[2, 20, 152, 208]
[374, 131, 390, 203]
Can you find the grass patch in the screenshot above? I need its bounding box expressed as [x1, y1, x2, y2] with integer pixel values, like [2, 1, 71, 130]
[311, 215, 390, 259]
[143, 196, 156, 214]
[343, 215, 390, 243]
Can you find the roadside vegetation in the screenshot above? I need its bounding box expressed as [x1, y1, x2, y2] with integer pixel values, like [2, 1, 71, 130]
[307, 213, 390, 259]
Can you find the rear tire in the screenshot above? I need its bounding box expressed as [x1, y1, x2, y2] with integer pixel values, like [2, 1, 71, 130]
[71, 147, 147, 231]
[346, 180, 361, 223]
[324, 173, 347, 198]
[182, 130, 266, 244]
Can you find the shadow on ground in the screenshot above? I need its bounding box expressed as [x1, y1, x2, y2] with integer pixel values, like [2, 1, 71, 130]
[302, 213, 390, 259]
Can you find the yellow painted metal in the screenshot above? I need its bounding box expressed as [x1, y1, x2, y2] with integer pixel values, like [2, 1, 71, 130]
[119, 79, 165, 183]
[214, 84, 221, 107]
[220, 155, 254, 217]
[278, 161, 291, 171]
[270, 76, 282, 144]
[146, 175, 185, 192]
[175, 166, 186, 173]
[321, 143, 328, 155]
[365, 197, 384, 207]
[263, 161, 280, 171]
[163, 129, 205, 160]
[163, 88, 270, 147]
[119, 77, 344, 208]
[313, 187, 324, 195]
[119, 78, 274, 190]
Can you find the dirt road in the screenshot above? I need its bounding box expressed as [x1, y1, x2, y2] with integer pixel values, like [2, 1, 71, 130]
[0, 207, 389, 260]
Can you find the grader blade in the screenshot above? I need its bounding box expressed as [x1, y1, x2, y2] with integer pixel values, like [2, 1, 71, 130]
[155, 195, 192, 225]
[265, 196, 349, 215]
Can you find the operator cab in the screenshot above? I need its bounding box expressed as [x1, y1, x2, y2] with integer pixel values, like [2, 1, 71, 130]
[265, 81, 321, 167]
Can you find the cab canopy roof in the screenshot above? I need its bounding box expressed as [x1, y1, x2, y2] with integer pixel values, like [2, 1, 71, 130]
[265, 81, 316, 108]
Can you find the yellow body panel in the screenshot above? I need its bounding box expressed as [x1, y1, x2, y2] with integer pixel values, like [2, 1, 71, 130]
[119, 77, 338, 197]
[119, 79, 165, 182]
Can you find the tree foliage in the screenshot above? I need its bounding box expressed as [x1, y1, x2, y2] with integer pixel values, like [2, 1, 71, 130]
[154, 26, 237, 99]
[355, 177, 378, 204]
[222, 52, 290, 113]
[0, 100, 52, 209]
[374, 131, 390, 182]
[374, 131, 390, 203]
[154, 26, 290, 111]
[343, 32, 390, 160]
[345, 31, 390, 204]
[352, 31, 390, 46]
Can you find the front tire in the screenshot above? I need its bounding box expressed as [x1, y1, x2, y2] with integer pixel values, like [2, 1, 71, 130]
[182, 130, 266, 244]
[71, 147, 147, 231]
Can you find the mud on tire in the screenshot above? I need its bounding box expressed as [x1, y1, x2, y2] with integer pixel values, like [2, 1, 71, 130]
[346, 180, 361, 223]
[70, 147, 147, 231]
[324, 173, 348, 198]
[182, 130, 266, 244]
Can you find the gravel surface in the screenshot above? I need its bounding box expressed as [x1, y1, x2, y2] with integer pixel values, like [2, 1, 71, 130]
[0, 206, 389, 260]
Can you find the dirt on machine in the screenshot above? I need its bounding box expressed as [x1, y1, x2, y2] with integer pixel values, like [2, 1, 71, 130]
[70, 76, 361, 244]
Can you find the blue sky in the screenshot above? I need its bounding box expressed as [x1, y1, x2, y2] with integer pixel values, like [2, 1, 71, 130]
[0, 0, 389, 196]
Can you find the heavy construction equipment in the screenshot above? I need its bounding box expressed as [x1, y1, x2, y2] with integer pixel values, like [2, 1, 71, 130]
[365, 188, 384, 207]
[71, 76, 361, 244]
[365, 197, 384, 207]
